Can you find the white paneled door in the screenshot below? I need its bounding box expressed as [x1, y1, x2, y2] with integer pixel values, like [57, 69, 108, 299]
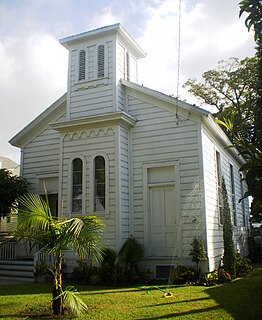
[149, 184, 176, 257]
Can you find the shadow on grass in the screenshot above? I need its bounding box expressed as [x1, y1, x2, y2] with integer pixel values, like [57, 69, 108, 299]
[136, 305, 221, 319]
[205, 267, 262, 320]
[0, 282, 51, 296]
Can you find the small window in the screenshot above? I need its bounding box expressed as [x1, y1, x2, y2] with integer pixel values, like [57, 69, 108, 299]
[216, 151, 223, 224]
[97, 45, 105, 78]
[78, 50, 86, 81]
[72, 158, 83, 213]
[230, 164, 237, 226]
[94, 156, 105, 211]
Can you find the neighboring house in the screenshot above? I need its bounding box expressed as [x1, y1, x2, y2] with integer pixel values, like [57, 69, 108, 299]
[0, 156, 20, 234]
[9, 23, 249, 277]
[0, 156, 20, 176]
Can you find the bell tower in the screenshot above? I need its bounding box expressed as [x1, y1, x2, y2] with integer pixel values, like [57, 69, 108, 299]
[60, 23, 146, 120]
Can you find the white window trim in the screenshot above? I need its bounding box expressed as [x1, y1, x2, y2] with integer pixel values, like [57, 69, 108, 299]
[77, 48, 87, 82]
[230, 163, 237, 227]
[68, 155, 86, 216]
[90, 152, 109, 215]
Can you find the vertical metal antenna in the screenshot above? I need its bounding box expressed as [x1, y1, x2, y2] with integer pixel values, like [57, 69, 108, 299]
[176, 0, 182, 122]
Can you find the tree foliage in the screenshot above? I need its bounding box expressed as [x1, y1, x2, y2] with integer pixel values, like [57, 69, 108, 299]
[0, 169, 30, 217]
[239, 0, 262, 150]
[184, 56, 259, 141]
[13, 193, 104, 316]
[221, 177, 236, 278]
[189, 238, 207, 272]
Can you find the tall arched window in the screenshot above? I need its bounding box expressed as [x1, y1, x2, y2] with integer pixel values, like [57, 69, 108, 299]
[78, 49, 86, 81]
[97, 45, 105, 78]
[72, 158, 83, 213]
[94, 156, 105, 211]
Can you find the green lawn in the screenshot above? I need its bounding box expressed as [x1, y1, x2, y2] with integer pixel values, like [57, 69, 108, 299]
[0, 266, 261, 319]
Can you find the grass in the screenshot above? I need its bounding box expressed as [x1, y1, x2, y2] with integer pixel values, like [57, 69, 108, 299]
[0, 266, 261, 319]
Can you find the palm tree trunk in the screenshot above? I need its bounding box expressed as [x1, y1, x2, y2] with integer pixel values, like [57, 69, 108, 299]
[52, 253, 63, 315]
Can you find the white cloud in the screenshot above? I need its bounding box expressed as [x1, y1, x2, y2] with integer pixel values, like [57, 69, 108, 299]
[0, 0, 256, 163]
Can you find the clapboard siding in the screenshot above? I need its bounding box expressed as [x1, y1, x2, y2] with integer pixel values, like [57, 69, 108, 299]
[202, 126, 249, 270]
[22, 119, 63, 188]
[68, 40, 115, 119]
[60, 126, 117, 249]
[127, 95, 205, 258]
[119, 126, 130, 242]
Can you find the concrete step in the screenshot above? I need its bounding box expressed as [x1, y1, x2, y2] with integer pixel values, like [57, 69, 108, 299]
[0, 259, 34, 282]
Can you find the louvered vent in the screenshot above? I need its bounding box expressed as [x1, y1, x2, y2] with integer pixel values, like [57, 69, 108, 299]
[97, 45, 105, 78]
[78, 50, 86, 81]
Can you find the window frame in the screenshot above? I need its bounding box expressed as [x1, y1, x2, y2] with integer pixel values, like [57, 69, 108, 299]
[216, 151, 223, 224]
[90, 153, 109, 215]
[230, 164, 237, 227]
[69, 156, 86, 216]
[97, 44, 105, 78]
[78, 49, 86, 81]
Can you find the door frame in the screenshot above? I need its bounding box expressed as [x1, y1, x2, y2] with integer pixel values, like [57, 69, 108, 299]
[143, 160, 182, 258]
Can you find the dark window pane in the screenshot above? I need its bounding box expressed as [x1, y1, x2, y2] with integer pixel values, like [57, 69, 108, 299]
[72, 158, 83, 213]
[94, 156, 106, 211]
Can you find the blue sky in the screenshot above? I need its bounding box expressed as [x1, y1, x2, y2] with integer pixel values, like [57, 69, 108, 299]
[0, 0, 255, 163]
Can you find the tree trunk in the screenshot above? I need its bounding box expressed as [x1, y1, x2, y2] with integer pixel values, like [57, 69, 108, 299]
[52, 255, 63, 315]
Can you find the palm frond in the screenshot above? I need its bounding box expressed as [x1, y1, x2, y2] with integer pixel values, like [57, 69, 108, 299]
[54, 286, 88, 316]
[17, 193, 52, 231]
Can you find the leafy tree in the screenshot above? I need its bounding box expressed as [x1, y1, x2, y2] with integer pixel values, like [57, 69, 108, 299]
[184, 56, 259, 141]
[0, 169, 30, 217]
[13, 193, 104, 316]
[189, 238, 207, 273]
[221, 177, 236, 278]
[239, 0, 262, 150]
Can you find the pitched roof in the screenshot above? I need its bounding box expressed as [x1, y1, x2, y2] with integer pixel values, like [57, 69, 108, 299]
[121, 79, 244, 165]
[60, 23, 146, 59]
[0, 156, 18, 170]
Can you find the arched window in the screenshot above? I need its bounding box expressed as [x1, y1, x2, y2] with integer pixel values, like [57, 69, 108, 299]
[97, 45, 105, 78]
[78, 49, 86, 81]
[94, 156, 105, 211]
[72, 158, 83, 213]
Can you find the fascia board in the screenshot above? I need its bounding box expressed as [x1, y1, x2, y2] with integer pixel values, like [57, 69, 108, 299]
[121, 79, 209, 117]
[202, 114, 245, 166]
[50, 111, 137, 132]
[60, 23, 146, 59]
[9, 94, 67, 148]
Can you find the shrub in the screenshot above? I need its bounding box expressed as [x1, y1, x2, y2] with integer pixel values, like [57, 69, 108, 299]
[236, 254, 253, 276]
[207, 267, 231, 284]
[189, 238, 207, 273]
[70, 260, 100, 284]
[118, 236, 144, 284]
[169, 265, 197, 284]
[99, 247, 117, 285]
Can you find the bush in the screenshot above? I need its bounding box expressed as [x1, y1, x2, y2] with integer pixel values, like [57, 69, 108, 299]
[71, 260, 100, 284]
[236, 254, 253, 276]
[99, 247, 117, 285]
[207, 267, 232, 284]
[169, 265, 197, 284]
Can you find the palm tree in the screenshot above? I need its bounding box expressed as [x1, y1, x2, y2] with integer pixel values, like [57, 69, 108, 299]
[14, 193, 104, 316]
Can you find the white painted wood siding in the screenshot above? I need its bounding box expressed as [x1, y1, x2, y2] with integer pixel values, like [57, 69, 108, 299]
[22, 112, 66, 189]
[201, 127, 249, 270]
[119, 126, 130, 242]
[61, 126, 117, 249]
[68, 40, 115, 119]
[127, 94, 206, 260]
